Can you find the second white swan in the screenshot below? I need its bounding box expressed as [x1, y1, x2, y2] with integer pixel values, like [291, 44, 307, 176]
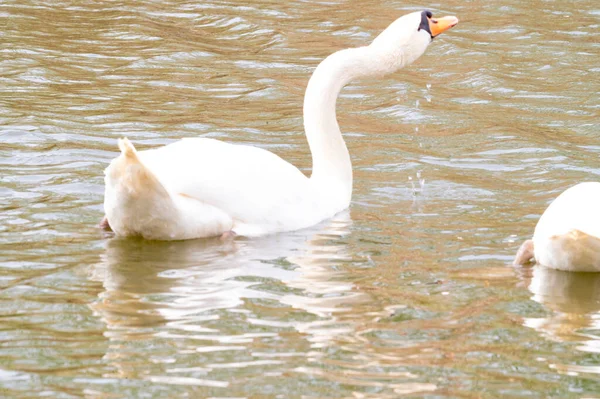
[513, 182, 600, 271]
[103, 10, 459, 240]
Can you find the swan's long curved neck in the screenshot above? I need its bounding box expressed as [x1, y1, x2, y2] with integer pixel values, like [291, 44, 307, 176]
[303, 45, 384, 200]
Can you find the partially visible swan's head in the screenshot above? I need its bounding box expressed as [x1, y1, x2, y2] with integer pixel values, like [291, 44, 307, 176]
[370, 10, 458, 72]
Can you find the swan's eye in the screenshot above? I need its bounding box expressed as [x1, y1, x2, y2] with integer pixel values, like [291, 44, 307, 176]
[418, 10, 434, 38]
[418, 10, 458, 38]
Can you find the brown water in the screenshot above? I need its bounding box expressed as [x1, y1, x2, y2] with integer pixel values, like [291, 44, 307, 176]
[1, 0, 599, 397]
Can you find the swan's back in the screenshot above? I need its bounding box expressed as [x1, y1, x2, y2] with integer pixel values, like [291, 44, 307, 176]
[534, 182, 600, 239]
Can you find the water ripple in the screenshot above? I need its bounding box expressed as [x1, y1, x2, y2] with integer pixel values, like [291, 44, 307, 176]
[2, 0, 600, 397]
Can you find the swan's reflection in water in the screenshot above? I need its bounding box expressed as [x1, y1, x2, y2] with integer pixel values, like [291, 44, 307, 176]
[523, 266, 600, 375]
[89, 212, 376, 388]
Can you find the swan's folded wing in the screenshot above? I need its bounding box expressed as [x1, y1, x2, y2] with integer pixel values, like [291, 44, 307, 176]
[534, 230, 600, 272]
[138, 138, 320, 229]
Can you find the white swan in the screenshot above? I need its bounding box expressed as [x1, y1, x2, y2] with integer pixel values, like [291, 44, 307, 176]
[102, 11, 459, 240]
[514, 182, 600, 271]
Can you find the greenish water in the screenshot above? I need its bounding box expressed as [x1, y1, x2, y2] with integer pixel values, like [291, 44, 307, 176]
[1, 0, 599, 397]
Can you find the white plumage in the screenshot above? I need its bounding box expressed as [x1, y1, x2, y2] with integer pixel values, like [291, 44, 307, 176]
[514, 182, 600, 271]
[103, 11, 458, 240]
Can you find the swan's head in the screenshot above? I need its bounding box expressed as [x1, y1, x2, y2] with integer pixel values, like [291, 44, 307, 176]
[370, 10, 458, 72]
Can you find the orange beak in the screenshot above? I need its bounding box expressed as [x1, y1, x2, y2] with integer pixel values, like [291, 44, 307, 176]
[429, 16, 459, 37]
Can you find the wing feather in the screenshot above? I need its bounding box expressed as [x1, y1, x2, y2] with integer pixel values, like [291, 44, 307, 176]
[137, 138, 319, 230]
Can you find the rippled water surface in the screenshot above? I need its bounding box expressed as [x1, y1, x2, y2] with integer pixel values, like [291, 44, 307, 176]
[2, 0, 600, 397]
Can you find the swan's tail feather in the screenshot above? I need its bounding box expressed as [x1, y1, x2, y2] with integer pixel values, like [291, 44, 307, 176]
[107, 137, 169, 199]
[118, 137, 138, 160]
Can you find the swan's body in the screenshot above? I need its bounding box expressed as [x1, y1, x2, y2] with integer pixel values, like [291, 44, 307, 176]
[104, 137, 340, 239]
[514, 182, 600, 271]
[103, 11, 458, 240]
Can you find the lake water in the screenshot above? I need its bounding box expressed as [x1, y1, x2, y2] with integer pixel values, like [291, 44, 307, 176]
[1, 0, 599, 397]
